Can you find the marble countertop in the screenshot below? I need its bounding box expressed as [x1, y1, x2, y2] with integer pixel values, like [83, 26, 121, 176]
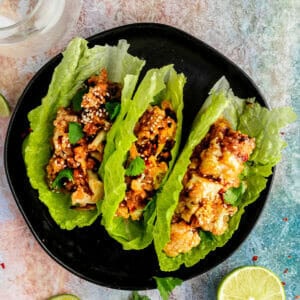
[0, 1, 299, 299]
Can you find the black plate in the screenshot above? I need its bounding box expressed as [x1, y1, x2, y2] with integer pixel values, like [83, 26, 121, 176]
[4, 23, 272, 290]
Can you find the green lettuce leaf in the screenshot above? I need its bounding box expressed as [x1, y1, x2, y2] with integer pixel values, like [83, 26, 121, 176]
[23, 37, 145, 230]
[154, 76, 297, 271]
[101, 65, 186, 250]
[224, 182, 246, 205]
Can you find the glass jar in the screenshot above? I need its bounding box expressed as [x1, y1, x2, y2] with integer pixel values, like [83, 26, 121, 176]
[0, 0, 82, 57]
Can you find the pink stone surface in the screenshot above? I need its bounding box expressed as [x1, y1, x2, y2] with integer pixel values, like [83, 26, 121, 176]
[0, 1, 298, 299]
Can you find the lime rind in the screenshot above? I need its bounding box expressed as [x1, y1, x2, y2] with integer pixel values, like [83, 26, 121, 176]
[217, 265, 286, 300]
[48, 294, 80, 300]
[0, 92, 10, 117]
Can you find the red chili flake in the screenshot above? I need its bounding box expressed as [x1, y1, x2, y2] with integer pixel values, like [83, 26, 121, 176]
[295, 296, 300, 299]
[282, 281, 286, 286]
[283, 268, 288, 274]
[288, 255, 292, 259]
[283, 217, 288, 222]
[0, 262, 5, 269]
[241, 154, 249, 162]
[252, 255, 259, 262]
[280, 131, 285, 136]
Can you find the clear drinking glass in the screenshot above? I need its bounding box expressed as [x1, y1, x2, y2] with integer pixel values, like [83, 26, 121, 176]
[0, 0, 82, 57]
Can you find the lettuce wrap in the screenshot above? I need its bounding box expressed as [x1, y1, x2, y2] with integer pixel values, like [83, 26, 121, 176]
[153, 77, 297, 271]
[23, 37, 145, 230]
[100, 65, 186, 250]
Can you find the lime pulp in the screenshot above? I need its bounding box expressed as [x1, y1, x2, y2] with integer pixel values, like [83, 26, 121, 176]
[217, 265, 285, 300]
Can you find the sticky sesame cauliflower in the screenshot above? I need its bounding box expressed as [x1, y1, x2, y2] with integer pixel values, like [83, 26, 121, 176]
[163, 118, 255, 257]
[117, 100, 177, 220]
[46, 69, 122, 210]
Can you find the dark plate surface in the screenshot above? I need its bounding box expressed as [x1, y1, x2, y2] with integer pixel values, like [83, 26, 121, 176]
[4, 23, 272, 290]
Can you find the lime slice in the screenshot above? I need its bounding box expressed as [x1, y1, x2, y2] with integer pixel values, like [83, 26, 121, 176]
[48, 294, 80, 300]
[0, 92, 10, 117]
[217, 266, 285, 300]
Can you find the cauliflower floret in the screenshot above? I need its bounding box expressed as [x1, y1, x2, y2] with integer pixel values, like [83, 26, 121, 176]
[163, 221, 201, 257]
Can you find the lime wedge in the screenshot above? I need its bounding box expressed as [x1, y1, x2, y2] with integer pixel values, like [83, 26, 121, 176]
[217, 266, 285, 300]
[0, 92, 10, 117]
[48, 294, 80, 300]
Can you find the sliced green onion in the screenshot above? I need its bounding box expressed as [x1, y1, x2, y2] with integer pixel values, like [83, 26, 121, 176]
[105, 101, 121, 121]
[52, 169, 73, 189]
